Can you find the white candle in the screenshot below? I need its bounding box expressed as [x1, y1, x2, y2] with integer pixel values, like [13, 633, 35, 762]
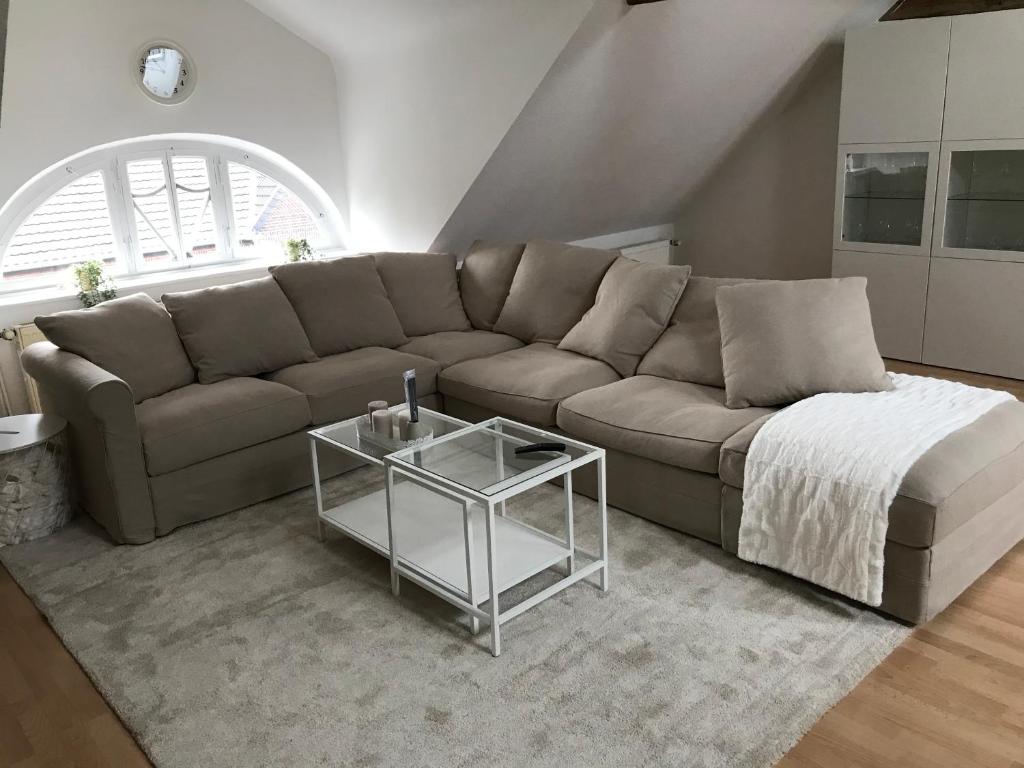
[367, 400, 388, 419]
[371, 409, 393, 436]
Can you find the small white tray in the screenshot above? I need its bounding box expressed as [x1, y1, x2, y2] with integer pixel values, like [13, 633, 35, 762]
[356, 417, 434, 453]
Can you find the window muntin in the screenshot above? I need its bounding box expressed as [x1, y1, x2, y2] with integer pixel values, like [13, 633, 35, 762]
[0, 143, 330, 292]
[2, 171, 117, 284]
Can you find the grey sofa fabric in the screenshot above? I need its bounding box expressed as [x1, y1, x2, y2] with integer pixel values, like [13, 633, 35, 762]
[20, 342, 155, 544]
[558, 376, 775, 475]
[137, 378, 311, 476]
[638, 276, 756, 388]
[373, 252, 471, 336]
[559, 259, 691, 376]
[493, 241, 618, 344]
[716, 277, 892, 408]
[163, 277, 317, 384]
[35, 293, 195, 403]
[439, 343, 620, 427]
[719, 399, 1024, 549]
[270, 256, 408, 355]
[268, 347, 441, 425]
[397, 330, 523, 368]
[458, 241, 525, 331]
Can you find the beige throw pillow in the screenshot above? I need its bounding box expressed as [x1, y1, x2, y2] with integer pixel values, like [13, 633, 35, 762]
[163, 277, 317, 384]
[35, 293, 195, 402]
[637, 276, 757, 387]
[459, 241, 526, 331]
[493, 241, 619, 343]
[716, 277, 892, 409]
[270, 256, 407, 356]
[373, 252, 471, 336]
[559, 258, 691, 376]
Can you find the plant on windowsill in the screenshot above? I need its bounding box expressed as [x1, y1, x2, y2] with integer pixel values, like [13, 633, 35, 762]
[72, 260, 118, 308]
[285, 238, 314, 263]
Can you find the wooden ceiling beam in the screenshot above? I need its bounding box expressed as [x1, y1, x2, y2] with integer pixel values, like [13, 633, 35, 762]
[882, 0, 1024, 21]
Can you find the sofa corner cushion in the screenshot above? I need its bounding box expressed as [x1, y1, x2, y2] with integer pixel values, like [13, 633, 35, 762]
[372, 251, 471, 336]
[270, 256, 407, 355]
[34, 292, 196, 403]
[493, 241, 619, 344]
[718, 399, 1024, 549]
[558, 376, 775, 475]
[396, 330, 523, 368]
[267, 347, 441, 425]
[459, 241, 526, 331]
[136, 377, 311, 475]
[717, 277, 892, 409]
[439, 342, 620, 426]
[163, 276, 316, 384]
[559, 259, 691, 376]
[637, 276, 757, 388]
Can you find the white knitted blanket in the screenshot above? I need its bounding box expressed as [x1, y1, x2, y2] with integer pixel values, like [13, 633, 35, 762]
[738, 373, 1014, 606]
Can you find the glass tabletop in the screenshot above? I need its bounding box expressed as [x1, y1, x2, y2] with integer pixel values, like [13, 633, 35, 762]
[386, 418, 598, 498]
[310, 406, 470, 464]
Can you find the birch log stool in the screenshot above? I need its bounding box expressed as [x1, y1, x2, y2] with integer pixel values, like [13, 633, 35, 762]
[0, 414, 72, 546]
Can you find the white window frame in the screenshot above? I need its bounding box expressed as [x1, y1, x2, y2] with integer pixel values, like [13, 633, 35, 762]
[0, 137, 339, 294]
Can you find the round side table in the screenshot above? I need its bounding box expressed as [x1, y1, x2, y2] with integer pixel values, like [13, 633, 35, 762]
[0, 414, 73, 546]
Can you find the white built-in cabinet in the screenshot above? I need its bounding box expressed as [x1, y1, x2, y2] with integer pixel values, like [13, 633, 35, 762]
[833, 10, 1024, 379]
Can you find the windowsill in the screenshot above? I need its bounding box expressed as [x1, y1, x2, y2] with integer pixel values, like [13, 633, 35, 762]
[0, 247, 355, 326]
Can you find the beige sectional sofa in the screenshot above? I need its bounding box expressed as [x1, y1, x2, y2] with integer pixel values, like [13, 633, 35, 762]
[22, 241, 1024, 625]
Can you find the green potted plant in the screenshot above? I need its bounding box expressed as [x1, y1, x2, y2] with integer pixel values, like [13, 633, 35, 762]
[285, 238, 314, 262]
[72, 260, 118, 308]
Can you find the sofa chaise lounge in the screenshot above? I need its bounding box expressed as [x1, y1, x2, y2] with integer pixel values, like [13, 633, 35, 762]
[22, 241, 1024, 624]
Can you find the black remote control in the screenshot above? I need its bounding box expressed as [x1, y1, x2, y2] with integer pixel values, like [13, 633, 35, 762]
[514, 442, 566, 455]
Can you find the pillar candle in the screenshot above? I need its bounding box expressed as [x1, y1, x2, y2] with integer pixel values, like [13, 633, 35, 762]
[367, 400, 388, 419]
[371, 409, 393, 437]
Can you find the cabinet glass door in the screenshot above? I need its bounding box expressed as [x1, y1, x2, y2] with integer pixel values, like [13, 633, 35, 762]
[941, 148, 1024, 256]
[841, 151, 929, 246]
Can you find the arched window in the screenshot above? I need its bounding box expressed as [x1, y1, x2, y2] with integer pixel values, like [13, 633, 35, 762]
[0, 137, 339, 291]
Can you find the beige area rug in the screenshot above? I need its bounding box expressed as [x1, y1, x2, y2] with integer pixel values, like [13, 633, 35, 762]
[1, 467, 910, 768]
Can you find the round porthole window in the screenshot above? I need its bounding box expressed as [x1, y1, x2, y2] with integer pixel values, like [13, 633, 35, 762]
[135, 41, 195, 104]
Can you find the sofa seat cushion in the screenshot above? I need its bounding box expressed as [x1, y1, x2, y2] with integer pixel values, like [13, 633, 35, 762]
[397, 331, 523, 368]
[267, 347, 441, 425]
[558, 376, 775, 475]
[137, 378, 311, 476]
[719, 399, 1024, 548]
[439, 343, 620, 426]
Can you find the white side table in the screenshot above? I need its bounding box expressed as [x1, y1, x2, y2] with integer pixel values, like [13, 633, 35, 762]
[0, 414, 73, 546]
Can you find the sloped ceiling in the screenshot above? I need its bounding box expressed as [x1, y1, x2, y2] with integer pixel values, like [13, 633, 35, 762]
[434, 0, 891, 252]
[245, 0, 594, 250]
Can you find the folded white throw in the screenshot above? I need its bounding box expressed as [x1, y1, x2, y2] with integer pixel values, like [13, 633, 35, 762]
[738, 373, 1014, 606]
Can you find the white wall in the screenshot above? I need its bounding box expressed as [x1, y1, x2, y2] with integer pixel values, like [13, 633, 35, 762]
[0, 0, 346, 228]
[248, 0, 595, 252]
[433, 0, 891, 256]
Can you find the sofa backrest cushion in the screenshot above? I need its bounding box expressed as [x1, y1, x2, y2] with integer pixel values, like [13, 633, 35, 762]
[162, 277, 317, 384]
[637, 276, 757, 387]
[492, 241, 619, 344]
[716, 277, 892, 408]
[372, 251, 471, 336]
[559, 258, 691, 376]
[270, 256, 407, 356]
[459, 241, 526, 331]
[35, 293, 196, 403]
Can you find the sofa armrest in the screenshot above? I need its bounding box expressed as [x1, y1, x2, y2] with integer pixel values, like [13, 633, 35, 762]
[21, 342, 156, 543]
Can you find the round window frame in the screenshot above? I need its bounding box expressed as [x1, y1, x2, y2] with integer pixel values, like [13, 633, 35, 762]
[134, 40, 197, 106]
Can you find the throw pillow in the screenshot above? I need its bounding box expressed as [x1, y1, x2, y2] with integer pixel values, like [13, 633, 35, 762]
[492, 240, 619, 344]
[35, 293, 195, 403]
[372, 251, 471, 336]
[270, 256, 407, 356]
[637, 276, 757, 387]
[162, 277, 317, 384]
[459, 241, 526, 331]
[559, 258, 691, 376]
[716, 277, 892, 409]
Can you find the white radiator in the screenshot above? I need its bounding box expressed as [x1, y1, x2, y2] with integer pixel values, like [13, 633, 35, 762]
[0, 322, 46, 415]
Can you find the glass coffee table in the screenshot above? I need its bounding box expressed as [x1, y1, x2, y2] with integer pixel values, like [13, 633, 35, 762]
[308, 407, 608, 656]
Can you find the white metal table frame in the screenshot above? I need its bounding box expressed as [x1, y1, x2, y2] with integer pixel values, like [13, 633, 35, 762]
[308, 411, 608, 657]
